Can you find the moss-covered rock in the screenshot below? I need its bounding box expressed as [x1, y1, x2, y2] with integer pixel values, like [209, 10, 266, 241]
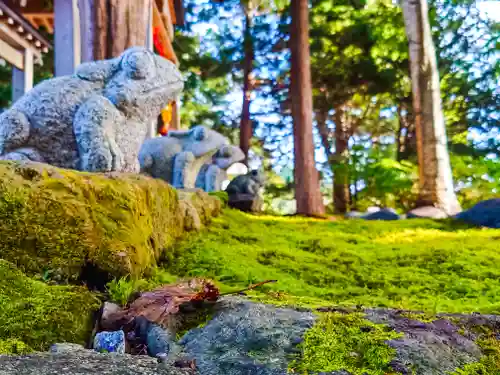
[0, 260, 101, 352]
[208, 191, 229, 207]
[0, 161, 221, 282]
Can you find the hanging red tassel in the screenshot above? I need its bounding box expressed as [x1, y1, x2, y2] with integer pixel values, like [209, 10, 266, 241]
[153, 27, 167, 57]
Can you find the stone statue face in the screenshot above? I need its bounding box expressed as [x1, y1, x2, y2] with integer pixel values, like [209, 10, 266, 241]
[250, 170, 266, 186]
[168, 126, 230, 158]
[214, 145, 245, 170]
[102, 47, 184, 122]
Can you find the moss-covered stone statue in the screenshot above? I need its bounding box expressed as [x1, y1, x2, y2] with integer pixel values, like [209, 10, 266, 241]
[0, 47, 183, 173]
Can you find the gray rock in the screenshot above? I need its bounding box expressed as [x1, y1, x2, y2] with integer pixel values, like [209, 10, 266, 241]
[50, 343, 86, 354]
[228, 193, 264, 213]
[4, 300, 500, 375]
[407, 206, 448, 219]
[93, 330, 126, 354]
[100, 302, 122, 331]
[196, 145, 245, 192]
[0, 344, 192, 375]
[455, 199, 500, 228]
[365, 309, 484, 375]
[134, 316, 178, 358]
[361, 208, 400, 221]
[196, 163, 227, 192]
[0, 47, 183, 173]
[178, 298, 316, 375]
[139, 126, 229, 189]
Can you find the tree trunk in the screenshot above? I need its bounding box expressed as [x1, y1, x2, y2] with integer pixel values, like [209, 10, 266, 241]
[396, 101, 417, 161]
[333, 106, 350, 214]
[80, 0, 152, 61]
[401, 0, 461, 215]
[290, 0, 325, 216]
[239, 13, 254, 166]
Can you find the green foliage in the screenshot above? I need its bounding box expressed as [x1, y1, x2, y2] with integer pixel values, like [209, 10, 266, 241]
[176, 31, 233, 130]
[0, 161, 220, 282]
[310, 0, 409, 104]
[0, 260, 101, 352]
[451, 153, 500, 209]
[354, 153, 418, 212]
[290, 312, 401, 374]
[164, 209, 500, 314]
[0, 339, 32, 355]
[0, 63, 11, 110]
[106, 269, 178, 306]
[430, 0, 499, 137]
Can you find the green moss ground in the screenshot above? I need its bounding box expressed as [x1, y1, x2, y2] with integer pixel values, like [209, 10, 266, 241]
[104, 208, 500, 374]
[0, 260, 101, 353]
[2, 166, 500, 373]
[160, 209, 500, 314]
[289, 312, 402, 375]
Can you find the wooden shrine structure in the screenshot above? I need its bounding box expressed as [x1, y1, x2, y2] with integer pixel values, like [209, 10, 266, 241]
[0, 0, 183, 130]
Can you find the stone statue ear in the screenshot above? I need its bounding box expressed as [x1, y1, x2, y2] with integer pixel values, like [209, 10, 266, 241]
[167, 129, 191, 139]
[192, 126, 207, 141]
[76, 60, 118, 82]
[121, 48, 156, 80]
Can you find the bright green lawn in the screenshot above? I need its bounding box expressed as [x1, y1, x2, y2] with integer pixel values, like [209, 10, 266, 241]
[157, 209, 500, 314]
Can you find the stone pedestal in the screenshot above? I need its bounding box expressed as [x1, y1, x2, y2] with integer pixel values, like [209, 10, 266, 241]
[228, 194, 263, 213]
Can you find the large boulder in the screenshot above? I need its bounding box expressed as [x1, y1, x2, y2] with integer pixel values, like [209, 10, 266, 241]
[407, 206, 448, 219]
[361, 208, 400, 221]
[0, 161, 222, 282]
[455, 199, 500, 228]
[179, 298, 316, 375]
[0, 343, 192, 375]
[0, 47, 183, 173]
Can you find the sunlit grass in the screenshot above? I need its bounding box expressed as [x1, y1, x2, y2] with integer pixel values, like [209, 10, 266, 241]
[158, 209, 500, 314]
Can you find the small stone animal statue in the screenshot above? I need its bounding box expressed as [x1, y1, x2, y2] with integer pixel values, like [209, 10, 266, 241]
[195, 145, 245, 192]
[0, 47, 183, 173]
[138, 125, 229, 189]
[225, 170, 266, 197]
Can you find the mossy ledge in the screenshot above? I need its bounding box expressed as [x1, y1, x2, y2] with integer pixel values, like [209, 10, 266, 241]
[0, 161, 222, 283]
[0, 259, 101, 353]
